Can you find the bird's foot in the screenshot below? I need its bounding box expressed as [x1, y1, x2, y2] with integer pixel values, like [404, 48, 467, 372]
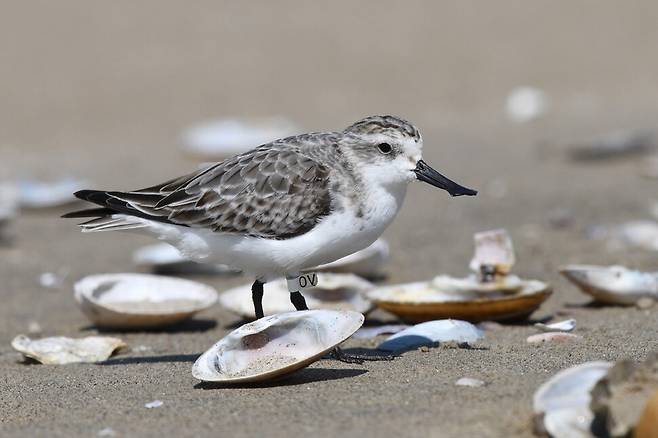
[328, 347, 396, 364]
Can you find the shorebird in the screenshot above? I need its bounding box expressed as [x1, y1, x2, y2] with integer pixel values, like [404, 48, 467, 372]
[64, 115, 477, 361]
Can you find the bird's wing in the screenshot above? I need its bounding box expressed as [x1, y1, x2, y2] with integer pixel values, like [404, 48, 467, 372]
[99, 144, 333, 239]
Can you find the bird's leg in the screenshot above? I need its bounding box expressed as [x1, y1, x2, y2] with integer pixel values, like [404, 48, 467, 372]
[286, 273, 394, 364]
[289, 290, 309, 311]
[252, 279, 264, 319]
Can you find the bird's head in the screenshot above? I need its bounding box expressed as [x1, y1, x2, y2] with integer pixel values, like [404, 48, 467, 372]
[342, 115, 477, 197]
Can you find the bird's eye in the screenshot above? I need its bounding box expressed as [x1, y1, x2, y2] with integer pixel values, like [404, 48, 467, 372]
[377, 143, 393, 154]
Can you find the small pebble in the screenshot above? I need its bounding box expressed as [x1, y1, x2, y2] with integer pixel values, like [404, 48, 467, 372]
[419, 346, 431, 353]
[527, 332, 582, 344]
[39, 271, 66, 289]
[636, 297, 655, 310]
[455, 377, 486, 387]
[97, 428, 117, 437]
[144, 400, 163, 409]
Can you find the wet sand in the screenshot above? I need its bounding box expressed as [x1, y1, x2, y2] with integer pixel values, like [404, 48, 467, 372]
[1, 2, 657, 437]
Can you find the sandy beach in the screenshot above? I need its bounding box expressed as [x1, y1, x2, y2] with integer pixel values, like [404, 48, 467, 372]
[1, 2, 657, 437]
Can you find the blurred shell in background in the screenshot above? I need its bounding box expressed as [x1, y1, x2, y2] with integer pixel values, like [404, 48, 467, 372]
[219, 273, 373, 319]
[192, 309, 363, 383]
[367, 279, 551, 323]
[133, 243, 240, 275]
[181, 117, 299, 158]
[74, 273, 218, 329]
[560, 265, 658, 305]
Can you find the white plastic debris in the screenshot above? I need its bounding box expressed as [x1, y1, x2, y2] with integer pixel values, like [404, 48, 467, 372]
[506, 86, 548, 123]
[377, 319, 484, 352]
[534, 319, 576, 332]
[11, 335, 126, 364]
[455, 377, 486, 387]
[144, 400, 163, 409]
[16, 177, 88, 208]
[182, 117, 299, 158]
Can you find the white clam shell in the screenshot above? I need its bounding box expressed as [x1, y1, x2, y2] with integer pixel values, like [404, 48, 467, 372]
[192, 309, 364, 383]
[132, 243, 239, 275]
[219, 273, 373, 319]
[533, 361, 612, 437]
[560, 265, 658, 305]
[74, 273, 218, 328]
[312, 239, 389, 278]
[182, 117, 299, 158]
[11, 334, 126, 364]
[431, 274, 524, 296]
[377, 319, 484, 352]
[469, 229, 516, 275]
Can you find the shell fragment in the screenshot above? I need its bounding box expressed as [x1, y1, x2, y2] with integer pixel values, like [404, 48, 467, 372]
[11, 335, 127, 364]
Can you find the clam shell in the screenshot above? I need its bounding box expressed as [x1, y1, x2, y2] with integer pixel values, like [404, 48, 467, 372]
[469, 229, 515, 275]
[312, 239, 389, 278]
[182, 117, 299, 158]
[377, 319, 483, 352]
[430, 274, 523, 296]
[219, 273, 373, 319]
[560, 264, 658, 305]
[11, 334, 126, 364]
[74, 273, 218, 328]
[533, 361, 612, 437]
[132, 243, 239, 275]
[367, 278, 551, 323]
[192, 309, 364, 383]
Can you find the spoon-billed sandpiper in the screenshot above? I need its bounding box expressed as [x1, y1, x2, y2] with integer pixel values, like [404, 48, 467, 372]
[64, 115, 477, 362]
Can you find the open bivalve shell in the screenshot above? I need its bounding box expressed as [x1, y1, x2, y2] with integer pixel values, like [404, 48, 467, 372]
[192, 309, 364, 383]
[367, 278, 551, 323]
[312, 239, 389, 279]
[11, 335, 127, 364]
[219, 273, 373, 319]
[75, 273, 218, 328]
[560, 265, 658, 305]
[533, 361, 613, 437]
